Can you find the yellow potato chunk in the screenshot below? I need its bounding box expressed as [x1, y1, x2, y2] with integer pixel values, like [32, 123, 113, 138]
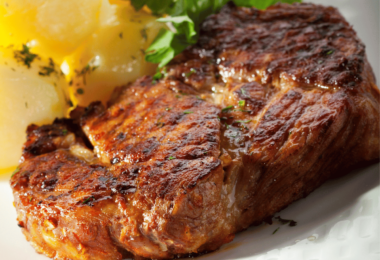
[65, 0, 163, 106]
[0, 46, 69, 171]
[0, 0, 102, 62]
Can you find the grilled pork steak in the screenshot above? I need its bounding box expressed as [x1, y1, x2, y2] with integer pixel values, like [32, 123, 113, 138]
[11, 3, 380, 260]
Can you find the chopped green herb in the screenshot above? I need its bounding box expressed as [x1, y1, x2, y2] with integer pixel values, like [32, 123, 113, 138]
[77, 88, 84, 95]
[29, 197, 33, 202]
[222, 105, 234, 112]
[153, 66, 168, 83]
[75, 63, 98, 85]
[326, 50, 334, 55]
[14, 44, 39, 68]
[318, 60, 323, 64]
[224, 122, 230, 129]
[82, 196, 93, 204]
[184, 68, 196, 78]
[39, 58, 56, 76]
[184, 111, 193, 114]
[11, 167, 20, 178]
[62, 129, 68, 135]
[272, 227, 280, 234]
[175, 95, 181, 98]
[238, 100, 246, 107]
[196, 96, 204, 100]
[289, 130, 292, 135]
[165, 107, 172, 111]
[168, 156, 176, 160]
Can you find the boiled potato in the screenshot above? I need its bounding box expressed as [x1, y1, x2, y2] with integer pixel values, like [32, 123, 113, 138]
[65, 0, 163, 106]
[0, 46, 69, 171]
[0, 0, 102, 62]
[0, 0, 162, 172]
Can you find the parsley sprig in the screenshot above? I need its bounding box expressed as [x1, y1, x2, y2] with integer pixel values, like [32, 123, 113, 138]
[131, 0, 301, 68]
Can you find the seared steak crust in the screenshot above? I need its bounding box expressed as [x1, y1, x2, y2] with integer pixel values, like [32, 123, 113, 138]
[11, 3, 380, 260]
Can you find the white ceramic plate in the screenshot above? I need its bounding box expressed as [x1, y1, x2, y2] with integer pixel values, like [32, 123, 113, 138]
[0, 0, 379, 259]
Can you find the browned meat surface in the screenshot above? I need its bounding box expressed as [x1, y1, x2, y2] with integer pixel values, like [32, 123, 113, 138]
[10, 3, 380, 260]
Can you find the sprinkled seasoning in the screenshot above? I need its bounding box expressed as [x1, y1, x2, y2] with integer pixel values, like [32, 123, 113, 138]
[14, 44, 39, 68]
[140, 28, 148, 41]
[75, 64, 98, 85]
[39, 58, 56, 76]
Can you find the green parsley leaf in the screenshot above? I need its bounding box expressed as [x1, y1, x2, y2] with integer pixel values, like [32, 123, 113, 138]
[135, 0, 301, 68]
[238, 100, 245, 107]
[168, 156, 176, 160]
[234, 0, 301, 10]
[184, 111, 194, 114]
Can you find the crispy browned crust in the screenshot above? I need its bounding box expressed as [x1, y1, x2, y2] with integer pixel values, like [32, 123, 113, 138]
[11, 3, 380, 260]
